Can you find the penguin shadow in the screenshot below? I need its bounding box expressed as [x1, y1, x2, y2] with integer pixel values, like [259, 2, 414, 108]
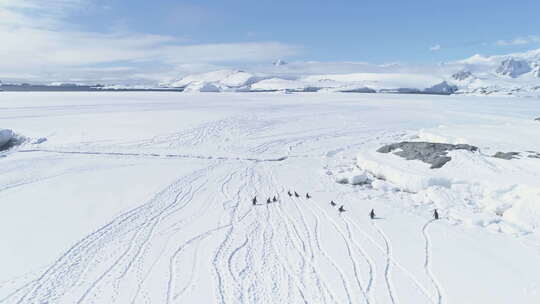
[371, 216, 385, 220]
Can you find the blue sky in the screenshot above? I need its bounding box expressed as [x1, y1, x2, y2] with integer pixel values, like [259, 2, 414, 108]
[1, 0, 540, 83]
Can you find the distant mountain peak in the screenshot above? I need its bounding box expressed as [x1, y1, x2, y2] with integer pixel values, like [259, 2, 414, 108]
[273, 59, 287, 66]
[495, 58, 532, 78]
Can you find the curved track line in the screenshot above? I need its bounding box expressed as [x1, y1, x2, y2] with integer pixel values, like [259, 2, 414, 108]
[345, 216, 435, 303]
[422, 220, 445, 304]
[308, 202, 371, 304]
[371, 222, 398, 304]
[303, 202, 355, 304]
[342, 218, 376, 303]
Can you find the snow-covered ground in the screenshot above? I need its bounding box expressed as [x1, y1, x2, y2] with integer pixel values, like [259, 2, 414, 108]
[0, 92, 539, 303]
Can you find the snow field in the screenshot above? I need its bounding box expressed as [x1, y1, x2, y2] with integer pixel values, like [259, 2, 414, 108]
[0, 92, 539, 303]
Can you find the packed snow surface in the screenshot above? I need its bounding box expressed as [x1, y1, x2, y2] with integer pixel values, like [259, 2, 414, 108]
[1, 92, 540, 304]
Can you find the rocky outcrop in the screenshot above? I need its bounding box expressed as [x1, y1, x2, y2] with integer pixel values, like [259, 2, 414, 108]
[492, 152, 520, 160]
[452, 70, 473, 81]
[377, 141, 478, 169]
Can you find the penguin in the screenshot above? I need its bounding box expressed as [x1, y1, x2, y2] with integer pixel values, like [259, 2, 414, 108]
[369, 209, 375, 219]
[306, 193, 311, 199]
[330, 200, 336, 206]
[434, 209, 439, 220]
[273, 196, 278, 202]
[287, 190, 292, 197]
[267, 198, 271, 204]
[338, 205, 346, 213]
[294, 191, 300, 198]
[252, 196, 257, 205]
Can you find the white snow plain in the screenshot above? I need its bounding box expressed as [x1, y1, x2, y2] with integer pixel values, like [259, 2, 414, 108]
[0, 92, 540, 304]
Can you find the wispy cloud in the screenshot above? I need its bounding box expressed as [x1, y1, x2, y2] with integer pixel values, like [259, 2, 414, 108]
[495, 35, 540, 46]
[0, 0, 301, 84]
[429, 44, 441, 52]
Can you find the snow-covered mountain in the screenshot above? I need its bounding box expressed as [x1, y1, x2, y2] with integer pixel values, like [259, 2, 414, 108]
[166, 70, 265, 91]
[162, 49, 540, 97]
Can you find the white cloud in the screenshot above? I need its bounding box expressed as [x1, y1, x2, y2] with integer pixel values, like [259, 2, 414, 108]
[495, 35, 540, 46]
[0, 0, 301, 84]
[429, 44, 441, 52]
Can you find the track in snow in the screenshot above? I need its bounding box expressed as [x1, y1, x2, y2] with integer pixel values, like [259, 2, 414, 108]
[2, 112, 453, 304]
[422, 220, 445, 304]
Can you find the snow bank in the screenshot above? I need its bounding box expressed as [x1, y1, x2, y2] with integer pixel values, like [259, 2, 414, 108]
[357, 123, 540, 234]
[334, 168, 369, 185]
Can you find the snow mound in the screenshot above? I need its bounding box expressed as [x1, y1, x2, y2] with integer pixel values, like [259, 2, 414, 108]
[358, 124, 540, 234]
[334, 169, 369, 185]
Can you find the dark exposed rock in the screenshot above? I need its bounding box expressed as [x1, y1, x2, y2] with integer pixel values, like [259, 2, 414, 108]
[452, 70, 473, 81]
[0, 137, 23, 151]
[0, 129, 24, 152]
[492, 152, 520, 160]
[377, 141, 478, 169]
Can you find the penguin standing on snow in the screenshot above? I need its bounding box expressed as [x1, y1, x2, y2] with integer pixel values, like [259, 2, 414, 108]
[294, 191, 300, 198]
[434, 209, 439, 220]
[330, 200, 336, 207]
[273, 196, 278, 202]
[306, 193, 311, 199]
[338, 206, 346, 213]
[267, 198, 271, 204]
[252, 196, 257, 205]
[369, 209, 375, 219]
[287, 190, 292, 197]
